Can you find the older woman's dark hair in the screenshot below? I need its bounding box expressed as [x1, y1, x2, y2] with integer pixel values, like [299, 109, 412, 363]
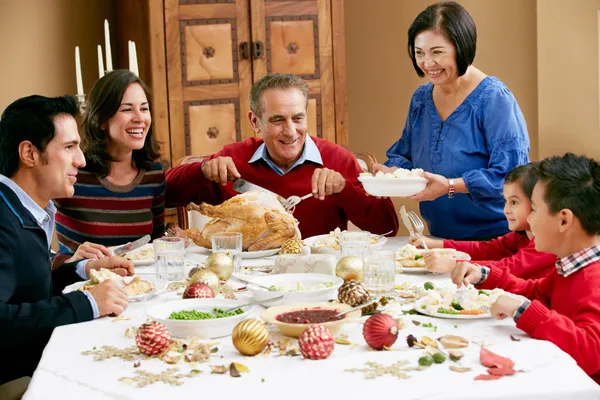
[505, 162, 539, 200]
[408, 1, 477, 78]
[83, 70, 160, 177]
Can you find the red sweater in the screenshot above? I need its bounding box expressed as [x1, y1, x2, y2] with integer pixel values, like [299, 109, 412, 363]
[478, 260, 600, 382]
[444, 231, 557, 279]
[165, 137, 399, 239]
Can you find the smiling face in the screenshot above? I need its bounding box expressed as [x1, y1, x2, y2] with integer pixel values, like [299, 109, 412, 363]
[248, 88, 308, 171]
[527, 182, 563, 254]
[34, 115, 86, 200]
[503, 182, 532, 232]
[414, 29, 458, 85]
[104, 83, 151, 155]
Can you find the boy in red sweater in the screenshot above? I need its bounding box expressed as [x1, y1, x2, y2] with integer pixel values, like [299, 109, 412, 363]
[412, 163, 556, 279]
[453, 153, 600, 382]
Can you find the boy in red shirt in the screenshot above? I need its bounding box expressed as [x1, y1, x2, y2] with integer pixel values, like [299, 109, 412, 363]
[453, 153, 600, 382]
[413, 163, 556, 279]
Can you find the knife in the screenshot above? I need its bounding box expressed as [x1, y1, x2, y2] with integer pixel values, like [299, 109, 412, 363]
[233, 178, 284, 200]
[400, 206, 416, 239]
[113, 235, 151, 257]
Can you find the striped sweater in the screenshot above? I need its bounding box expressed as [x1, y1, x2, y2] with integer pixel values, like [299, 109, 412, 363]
[54, 162, 166, 254]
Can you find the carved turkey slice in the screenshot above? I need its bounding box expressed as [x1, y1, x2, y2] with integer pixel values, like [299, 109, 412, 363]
[184, 191, 301, 251]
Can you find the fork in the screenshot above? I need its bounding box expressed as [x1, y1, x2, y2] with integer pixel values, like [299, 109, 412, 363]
[407, 211, 428, 250]
[280, 193, 313, 211]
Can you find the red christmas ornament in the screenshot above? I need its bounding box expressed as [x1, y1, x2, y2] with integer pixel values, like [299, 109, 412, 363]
[298, 325, 334, 360]
[136, 321, 171, 356]
[363, 313, 399, 350]
[182, 282, 215, 299]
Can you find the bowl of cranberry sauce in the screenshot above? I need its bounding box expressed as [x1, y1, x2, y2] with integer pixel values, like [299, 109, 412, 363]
[276, 308, 343, 324]
[261, 302, 361, 338]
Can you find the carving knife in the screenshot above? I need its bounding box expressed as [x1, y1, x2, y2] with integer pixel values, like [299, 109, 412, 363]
[113, 235, 151, 257]
[400, 206, 416, 239]
[232, 178, 284, 201]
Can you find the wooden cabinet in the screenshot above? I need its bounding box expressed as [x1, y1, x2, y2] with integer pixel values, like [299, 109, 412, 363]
[116, 0, 347, 167]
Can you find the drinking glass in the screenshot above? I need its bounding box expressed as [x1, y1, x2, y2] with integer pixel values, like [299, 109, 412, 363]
[363, 250, 396, 295]
[211, 232, 242, 272]
[340, 230, 371, 261]
[153, 237, 185, 283]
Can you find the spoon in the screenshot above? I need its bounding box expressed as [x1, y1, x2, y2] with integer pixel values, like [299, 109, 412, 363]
[222, 294, 287, 313]
[335, 298, 379, 318]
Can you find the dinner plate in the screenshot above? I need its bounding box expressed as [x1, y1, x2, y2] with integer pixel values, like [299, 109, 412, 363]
[62, 275, 160, 302]
[186, 243, 281, 259]
[303, 233, 387, 254]
[414, 298, 492, 320]
[396, 265, 430, 273]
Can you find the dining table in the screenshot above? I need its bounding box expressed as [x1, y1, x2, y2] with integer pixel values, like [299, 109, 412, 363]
[23, 237, 600, 400]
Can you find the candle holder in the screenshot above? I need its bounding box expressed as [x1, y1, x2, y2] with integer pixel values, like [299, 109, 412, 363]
[76, 94, 86, 114]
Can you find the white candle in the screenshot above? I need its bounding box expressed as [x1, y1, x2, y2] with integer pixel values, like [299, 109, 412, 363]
[97, 44, 105, 79]
[75, 46, 84, 96]
[104, 19, 113, 71]
[128, 41, 133, 73]
[131, 41, 139, 76]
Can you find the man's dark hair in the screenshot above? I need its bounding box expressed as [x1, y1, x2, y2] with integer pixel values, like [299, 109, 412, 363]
[83, 69, 161, 177]
[408, 1, 477, 78]
[0, 95, 79, 177]
[504, 162, 539, 200]
[534, 153, 600, 235]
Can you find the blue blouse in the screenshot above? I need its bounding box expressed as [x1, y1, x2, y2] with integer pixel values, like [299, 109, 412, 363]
[384, 76, 530, 239]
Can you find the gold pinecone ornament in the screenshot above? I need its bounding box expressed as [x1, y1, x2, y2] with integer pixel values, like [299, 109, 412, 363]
[337, 280, 378, 316]
[280, 239, 305, 254]
[232, 319, 269, 356]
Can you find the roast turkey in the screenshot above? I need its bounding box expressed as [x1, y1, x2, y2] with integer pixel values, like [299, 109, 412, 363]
[184, 191, 300, 251]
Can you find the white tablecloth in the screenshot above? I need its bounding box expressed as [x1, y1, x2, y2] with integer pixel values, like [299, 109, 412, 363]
[24, 238, 600, 400]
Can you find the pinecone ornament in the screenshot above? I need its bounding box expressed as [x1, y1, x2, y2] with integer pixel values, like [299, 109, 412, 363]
[338, 280, 370, 307]
[361, 301, 379, 316]
[136, 321, 171, 356]
[280, 239, 305, 254]
[298, 325, 334, 360]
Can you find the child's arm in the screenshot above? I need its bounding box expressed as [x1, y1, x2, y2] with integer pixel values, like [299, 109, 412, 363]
[443, 231, 523, 261]
[470, 243, 557, 279]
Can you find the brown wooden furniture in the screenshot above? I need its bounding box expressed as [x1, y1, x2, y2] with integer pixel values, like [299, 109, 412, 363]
[353, 151, 377, 173]
[116, 0, 348, 168]
[174, 154, 210, 228]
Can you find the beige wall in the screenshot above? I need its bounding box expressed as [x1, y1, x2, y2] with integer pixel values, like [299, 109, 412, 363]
[537, 0, 600, 159]
[0, 0, 115, 112]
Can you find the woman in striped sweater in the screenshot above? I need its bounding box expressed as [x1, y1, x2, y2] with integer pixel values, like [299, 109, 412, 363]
[54, 70, 165, 263]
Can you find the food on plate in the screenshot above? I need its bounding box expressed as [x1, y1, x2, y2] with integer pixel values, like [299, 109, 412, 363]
[276, 308, 343, 324]
[418, 287, 504, 316]
[360, 167, 424, 179]
[80, 268, 153, 296]
[121, 246, 154, 261]
[311, 228, 380, 251]
[167, 308, 244, 320]
[396, 244, 470, 267]
[183, 191, 300, 251]
[267, 281, 334, 292]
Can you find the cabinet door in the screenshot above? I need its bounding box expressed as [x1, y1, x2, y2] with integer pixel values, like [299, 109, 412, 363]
[165, 0, 254, 163]
[250, 0, 335, 142]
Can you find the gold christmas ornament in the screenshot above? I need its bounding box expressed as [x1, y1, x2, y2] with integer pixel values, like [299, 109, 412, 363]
[232, 319, 269, 356]
[190, 268, 220, 294]
[338, 280, 370, 306]
[336, 256, 364, 282]
[206, 252, 234, 281]
[279, 239, 305, 255]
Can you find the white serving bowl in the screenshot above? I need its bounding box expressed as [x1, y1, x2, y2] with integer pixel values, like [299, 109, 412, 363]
[145, 298, 251, 339]
[246, 273, 343, 306]
[303, 233, 387, 255]
[358, 176, 428, 197]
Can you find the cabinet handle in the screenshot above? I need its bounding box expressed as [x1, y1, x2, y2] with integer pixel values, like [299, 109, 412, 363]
[252, 41, 264, 59]
[239, 42, 250, 60]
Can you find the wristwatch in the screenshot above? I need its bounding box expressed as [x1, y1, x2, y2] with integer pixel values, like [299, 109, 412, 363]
[448, 179, 455, 199]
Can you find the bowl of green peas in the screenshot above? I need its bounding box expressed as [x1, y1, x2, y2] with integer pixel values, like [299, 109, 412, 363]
[146, 299, 252, 338]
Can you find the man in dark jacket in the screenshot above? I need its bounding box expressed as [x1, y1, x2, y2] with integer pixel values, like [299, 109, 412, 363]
[0, 95, 133, 389]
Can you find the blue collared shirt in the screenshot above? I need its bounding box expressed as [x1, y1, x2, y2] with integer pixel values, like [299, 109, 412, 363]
[0, 175, 99, 318]
[248, 135, 323, 175]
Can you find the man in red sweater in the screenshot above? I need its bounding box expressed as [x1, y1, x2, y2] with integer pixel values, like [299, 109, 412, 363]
[166, 73, 399, 239]
[453, 153, 600, 382]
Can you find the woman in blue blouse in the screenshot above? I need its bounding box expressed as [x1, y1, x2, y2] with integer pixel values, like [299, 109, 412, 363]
[376, 1, 529, 240]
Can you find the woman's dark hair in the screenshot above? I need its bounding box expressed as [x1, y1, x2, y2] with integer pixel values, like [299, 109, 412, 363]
[408, 1, 477, 78]
[0, 95, 79, 177]
[533, 153, 600, 235]
[82, 69, 160, 177]
[505, 162, 539, 200]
